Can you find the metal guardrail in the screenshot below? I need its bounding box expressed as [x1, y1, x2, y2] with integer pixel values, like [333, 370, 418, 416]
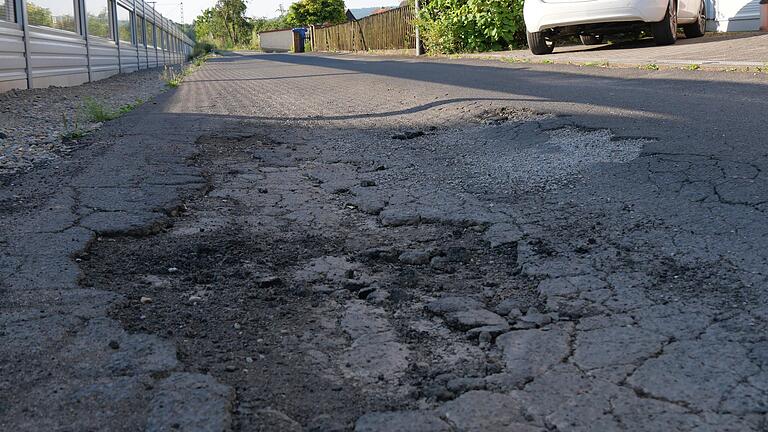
[0, 0, 193, 93]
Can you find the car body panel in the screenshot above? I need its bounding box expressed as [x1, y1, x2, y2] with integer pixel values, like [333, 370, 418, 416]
[524, 0, 701, 33]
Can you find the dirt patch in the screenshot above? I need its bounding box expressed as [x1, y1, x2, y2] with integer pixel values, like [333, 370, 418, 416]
[78, 129, 541, 430]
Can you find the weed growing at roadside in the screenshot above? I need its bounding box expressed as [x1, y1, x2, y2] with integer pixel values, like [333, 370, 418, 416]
[162, 66, 184, 88]
[60, 112, 86, 141]
[83, 97, 117, 122]
[641, 63, 659, 71]
[161, 54, 212, 88]
[82, 98, 142, 122]
[582, 61, 609, 68]
[685, 64, 701, 71]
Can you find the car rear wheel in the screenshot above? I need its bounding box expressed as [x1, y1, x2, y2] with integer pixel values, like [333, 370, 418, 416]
[683, 0, 706, 38]
[580, 35, 604, 45]
[527, 31, 555, 55]
[651, 0, 678, 46]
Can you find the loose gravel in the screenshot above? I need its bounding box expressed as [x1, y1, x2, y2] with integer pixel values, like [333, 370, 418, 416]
[0, 69, 170, 175]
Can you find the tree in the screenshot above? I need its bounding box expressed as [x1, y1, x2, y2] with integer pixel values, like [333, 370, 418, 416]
[26, 3, 54, 27]
[285, 0, 346, 27]
[193, 0, 251, 47]
[216, 0, 249, 45]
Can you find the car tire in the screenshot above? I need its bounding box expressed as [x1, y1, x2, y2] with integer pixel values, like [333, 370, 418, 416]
[580, 35, 603, 45]
[527, 31, 555, 55]
[683, 0, 706, 38]
[651, 0, 678, 46]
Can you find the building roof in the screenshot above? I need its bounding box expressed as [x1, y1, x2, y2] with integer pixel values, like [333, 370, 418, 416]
[347, 6, 396, 20]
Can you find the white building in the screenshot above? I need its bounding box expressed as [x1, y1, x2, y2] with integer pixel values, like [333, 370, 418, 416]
[708, 0, 763, 31]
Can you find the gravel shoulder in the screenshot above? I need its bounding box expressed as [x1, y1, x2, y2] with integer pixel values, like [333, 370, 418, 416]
[0, 69, 170, 175]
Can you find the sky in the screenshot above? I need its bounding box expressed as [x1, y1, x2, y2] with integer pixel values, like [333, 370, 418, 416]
[155, 0, 400, 24]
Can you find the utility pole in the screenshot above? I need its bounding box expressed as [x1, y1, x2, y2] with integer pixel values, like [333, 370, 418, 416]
[415, 0, 422, 56]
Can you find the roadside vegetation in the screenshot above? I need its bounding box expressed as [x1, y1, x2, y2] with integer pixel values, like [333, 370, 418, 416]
[417, 0, 526, 54]
[192, 0, 347, 52]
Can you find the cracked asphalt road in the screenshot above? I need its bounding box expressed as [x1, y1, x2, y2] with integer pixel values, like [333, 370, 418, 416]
[2, 52, 767, 431]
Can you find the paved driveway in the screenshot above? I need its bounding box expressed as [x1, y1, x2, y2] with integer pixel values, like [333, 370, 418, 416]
[476, 32, 768, 68]
[2, 53, 768, 431]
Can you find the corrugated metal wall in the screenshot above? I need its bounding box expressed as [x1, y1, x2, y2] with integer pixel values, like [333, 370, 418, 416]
[0, 0, 193, 93]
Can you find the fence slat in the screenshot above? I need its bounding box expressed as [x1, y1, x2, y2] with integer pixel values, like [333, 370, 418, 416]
[313, 6, 414, 52]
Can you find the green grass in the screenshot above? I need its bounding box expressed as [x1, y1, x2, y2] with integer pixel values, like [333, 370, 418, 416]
[82, 97, 143, 122]
[581, 61, 609, 68]
[60, 112, 86, 141]
[162, 54, 212, 88]
[685, 64, 701, 71]
[641, 63, 660, 71]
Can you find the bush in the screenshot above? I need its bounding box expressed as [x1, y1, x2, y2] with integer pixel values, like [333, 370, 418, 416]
[192, 41, 215, 58]
[418, 0, 526, 54]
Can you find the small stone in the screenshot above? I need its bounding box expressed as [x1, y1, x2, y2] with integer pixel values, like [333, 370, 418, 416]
[343, 280, 369, 292]
[446, 377, 486, 394]
[140, 296, 153, 304]
[494, 298, 525, 316]
[426, 297, 485, 315]
[256, 276, 282, 287]
[465, 324, 511, 340]
[360, 180, 376, 187]
[429, 256, 454, 272]
[0, 132, 7, 139]
[233, 323, 242, 330]
[225, 365, 237, 372]
[507, 308, 523, 320]
[258, 188, 268, 193]
[108, 340, 120, 350]
[379, 210, 420, 227]
[445, 247, 471, 263]
[189, 295, 202, 302]
[398, 250, 432, 265]
[520, 308, 552, 327]
[245, 357, 254, 363]
[444, 309, 508, 331]
[366, 289, 390, 304]
[167, 267, 179, 273]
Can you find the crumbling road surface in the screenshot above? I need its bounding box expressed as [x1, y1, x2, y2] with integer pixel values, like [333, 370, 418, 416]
[2, 53, 767, 431]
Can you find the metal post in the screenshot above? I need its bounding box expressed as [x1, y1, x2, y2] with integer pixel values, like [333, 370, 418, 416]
[415, 0, 422, 56]
[761, 0, 768, 32]
[17, 0, 32, 89]
[79, 0, 93, 82]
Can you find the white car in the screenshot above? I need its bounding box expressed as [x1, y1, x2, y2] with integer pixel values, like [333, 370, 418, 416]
[524, 0, 707, 55]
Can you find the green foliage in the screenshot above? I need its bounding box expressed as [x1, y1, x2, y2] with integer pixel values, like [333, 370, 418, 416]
[192, 41, 215, 58]
[61, 112, 85, 142]
[83, 97, 117, 122]
[285, 0, 346, 27]
[27, 3, 53, 27]
[641, 63, 660, 71]
[418, 0, 526, 54]
[86, 9, 111, 39]
[82, 98, 143, 122]
[194, 0, 251, 48]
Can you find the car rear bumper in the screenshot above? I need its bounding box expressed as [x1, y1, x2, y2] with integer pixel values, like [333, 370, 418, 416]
[524, 0, 668, 32]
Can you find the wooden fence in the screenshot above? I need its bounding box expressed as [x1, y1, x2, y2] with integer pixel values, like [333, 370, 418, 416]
[312, 6, 416, 52]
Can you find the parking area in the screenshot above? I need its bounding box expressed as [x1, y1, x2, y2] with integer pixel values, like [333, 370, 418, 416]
[475, 32, 768, 68]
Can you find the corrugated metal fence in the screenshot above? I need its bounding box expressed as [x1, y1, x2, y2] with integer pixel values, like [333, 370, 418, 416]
[0, 0, 193, 93]
[312, 6, 415, 52]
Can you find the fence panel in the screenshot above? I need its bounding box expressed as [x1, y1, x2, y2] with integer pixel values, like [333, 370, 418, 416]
[313, 6, 415, 52]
